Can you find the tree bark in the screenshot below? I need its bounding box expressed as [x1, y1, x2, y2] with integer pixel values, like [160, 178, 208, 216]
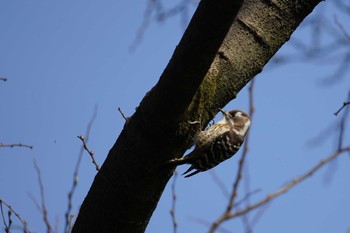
[72, 0, 322, 232]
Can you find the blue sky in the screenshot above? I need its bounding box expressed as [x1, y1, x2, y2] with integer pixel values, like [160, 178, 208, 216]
[1, 1, 349, 233]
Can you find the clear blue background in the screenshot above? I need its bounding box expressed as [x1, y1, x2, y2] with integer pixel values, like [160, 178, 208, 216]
[0, 1, 349, 233]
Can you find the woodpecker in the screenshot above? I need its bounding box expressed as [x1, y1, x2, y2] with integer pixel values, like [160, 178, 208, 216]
[167, 109, 251, 178]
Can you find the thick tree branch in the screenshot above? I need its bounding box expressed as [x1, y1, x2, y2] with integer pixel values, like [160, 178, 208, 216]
[72, 0, 322, 232]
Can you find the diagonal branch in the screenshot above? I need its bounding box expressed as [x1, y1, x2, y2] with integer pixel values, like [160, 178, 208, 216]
[0, 198, 31, 233]
[227, 145, 350, 219]
[77, 135, 100, 171]
[334, 101, 350, 116]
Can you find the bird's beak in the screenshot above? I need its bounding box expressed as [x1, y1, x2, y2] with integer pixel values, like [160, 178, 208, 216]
[218, 108, 227, 116]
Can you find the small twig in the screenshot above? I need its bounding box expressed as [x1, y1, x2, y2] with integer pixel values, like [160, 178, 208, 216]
[33, 160, 52, 233]
[129, 0, 191, 51]
[128, 0, 155, 52]
[0, 143, 33, 149]
[0, 77, 7, 82]
[0, 198, 31, 233]
[65, 178, 78, 233]
[334, 91, 350, 161]
[170, 170, 178, 233]
[77, 135, 100, 171]
[241, 78, 256, 209]
[1, 201, 9, 232]
[7, 209, 12, 233]
[67, 214, 74, 233]
[65, 106, 97, 232]
[117, 107, 129, 122]
[334, 101, 350, 116]
[337, 101, 349, 150]
[228, 77, 256, 210]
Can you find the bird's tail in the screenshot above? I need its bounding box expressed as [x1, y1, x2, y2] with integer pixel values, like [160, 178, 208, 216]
[182, 166, 200, 178]
[166, 158, 200, 178]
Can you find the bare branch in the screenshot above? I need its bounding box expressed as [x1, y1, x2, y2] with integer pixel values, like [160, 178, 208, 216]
[227, 146, 350, 219]
[170, 170, 178, 233]
[334, 101, 350, 116]
[230, 78, 256, 208]
[128, 0, 155, 52]
[7, 209, 12, 233]
[207, 146, 350, 232]
[0, 143, 33, 150]
[129, 0, 195, 51]
[0, 198, 31, 233]
[67, 214, 74, 233]
[334, 91, 350, 166]
[0, 201, 9, 232]
[337, 101, 349, 151]
[33, 160, 52, 233]
[117, 107, 129, 122]
[77, 135, 100, 171]
[65, 106, 97, 232]
[269, 6, 350, 86]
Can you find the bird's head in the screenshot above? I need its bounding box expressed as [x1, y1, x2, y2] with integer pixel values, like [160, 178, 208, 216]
[219, 109, 251, 136]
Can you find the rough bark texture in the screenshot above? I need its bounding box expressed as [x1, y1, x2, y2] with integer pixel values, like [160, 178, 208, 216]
[72, 0, 322, 232]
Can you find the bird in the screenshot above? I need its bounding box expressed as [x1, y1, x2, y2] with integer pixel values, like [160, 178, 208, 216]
[167, 109, 251, 178]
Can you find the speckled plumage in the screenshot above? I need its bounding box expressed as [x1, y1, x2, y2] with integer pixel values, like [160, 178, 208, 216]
[167, 109, 251, 177]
